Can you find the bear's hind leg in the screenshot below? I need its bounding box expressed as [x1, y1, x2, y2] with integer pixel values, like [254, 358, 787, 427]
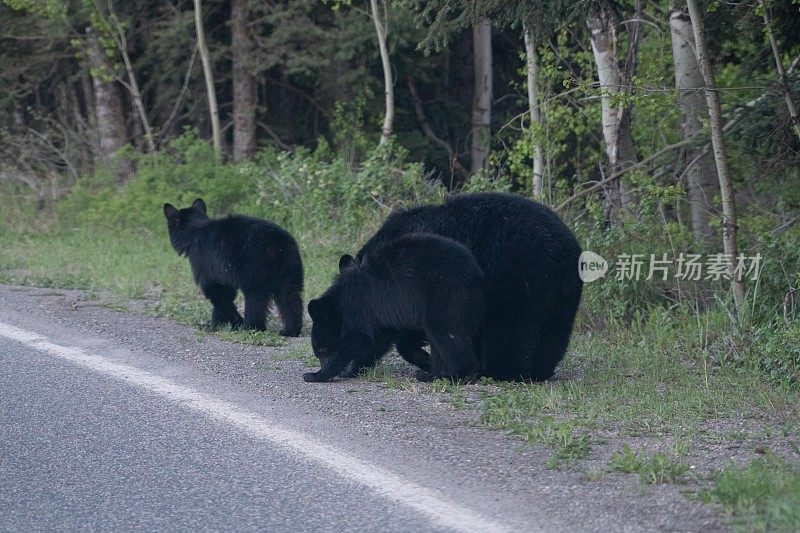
[528, 284, 581, 381]
[242, 290, 270, 331]
[274, 284, 303, 337]
[203, 284, 243, 329]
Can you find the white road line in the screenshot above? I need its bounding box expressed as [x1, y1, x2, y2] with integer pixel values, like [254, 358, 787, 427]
[0, 321, 515, 533]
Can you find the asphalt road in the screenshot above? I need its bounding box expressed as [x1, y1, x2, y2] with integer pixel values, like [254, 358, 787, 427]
[0, 337, 454, 532]
[0, 285, 727, 532]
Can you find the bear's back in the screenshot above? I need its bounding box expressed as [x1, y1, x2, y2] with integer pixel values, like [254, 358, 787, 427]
[358, 192, 580, 279]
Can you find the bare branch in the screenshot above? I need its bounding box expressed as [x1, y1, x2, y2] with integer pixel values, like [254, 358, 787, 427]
[406, 75, 469, 179]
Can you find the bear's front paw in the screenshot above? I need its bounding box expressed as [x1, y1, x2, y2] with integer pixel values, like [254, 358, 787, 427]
[279, 328, 301, 337]
[303, 371, 322, 382]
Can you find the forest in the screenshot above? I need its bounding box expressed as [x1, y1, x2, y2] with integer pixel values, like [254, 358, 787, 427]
[1, 0, 799, 528]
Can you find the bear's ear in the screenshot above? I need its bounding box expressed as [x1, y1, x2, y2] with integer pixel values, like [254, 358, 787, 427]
[339, 254, 356, 273]
[164, 203, 178, 222]
[308, 299, 324, 319]
[192, 198, 207, 215]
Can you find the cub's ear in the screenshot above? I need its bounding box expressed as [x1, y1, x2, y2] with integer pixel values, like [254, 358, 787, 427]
[164, 203, 178, 221]
[308, 299, 324, 319]
[339, 254, 356, 273]
[192, 198, 207, 215]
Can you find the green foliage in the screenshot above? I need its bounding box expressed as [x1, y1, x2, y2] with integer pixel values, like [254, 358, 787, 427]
[744, 322, 800, 388]
[502, 29, 603, 200]
[2, 0, 66, 18]
[702, 457, 800, 532]
[577, 200, 697, 324]
[743, 220, 800, 320]
[331, 93, 372, 162]
[57, 130, 253, 231]
[250, 136, 442, 237]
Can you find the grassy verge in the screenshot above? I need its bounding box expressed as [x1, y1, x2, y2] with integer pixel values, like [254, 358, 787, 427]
[701, 457, 800, 531]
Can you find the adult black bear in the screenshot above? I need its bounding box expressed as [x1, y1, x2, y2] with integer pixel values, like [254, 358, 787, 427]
[304, 233, 486, 382]
[309, 192, 582, 381]
[163, 198, 303, 336]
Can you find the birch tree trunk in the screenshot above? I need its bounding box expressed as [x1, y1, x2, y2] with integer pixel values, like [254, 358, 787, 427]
[686, 0, 746, 313]
[471, 18, 492, 174]
[586, 1, 638, 220]
[370, 0, 394, 145]
[87, 27, 130, 183]
[669, 3, 719, 243]
[193, 0, 222, 160]
[524, 24, 544, 198]
[231, 0, 257, 161]
[758, 0, 800, 141]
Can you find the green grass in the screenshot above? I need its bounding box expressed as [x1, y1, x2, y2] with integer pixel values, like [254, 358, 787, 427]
[215, 327, 287, 347]
[607, 444, 690, 485]
[478, 315, 797, 439]
[608, 444, 645, 474]
[637, 453, 690, 485]
[701, 457, 800, 532]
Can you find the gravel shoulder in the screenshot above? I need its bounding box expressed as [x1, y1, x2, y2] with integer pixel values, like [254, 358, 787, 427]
[0, 284, 728, 531]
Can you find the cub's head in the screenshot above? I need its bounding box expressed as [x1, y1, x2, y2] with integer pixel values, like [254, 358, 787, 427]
[163, 198, 209, 255]
[307, 254, 357, 364]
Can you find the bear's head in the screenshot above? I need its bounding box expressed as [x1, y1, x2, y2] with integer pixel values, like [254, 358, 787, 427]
[163, 198, 209, 255]
[307, 254, 357, 364]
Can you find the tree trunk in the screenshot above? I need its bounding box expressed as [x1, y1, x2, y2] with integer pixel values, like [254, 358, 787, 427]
[103, 6, 155, 153]
[686, 0, 746, 313]
[524, 24, 544, 198]
[86, 27, 130, 183]
[758, 0, 800, 141]
[231, 0, 257, 161]
[669, 3, 719, 244]
[370, 0, 394, 145]
[193, 0, 222, 160]
[586, 1, 638, 220]
[471, 18, 492, 174]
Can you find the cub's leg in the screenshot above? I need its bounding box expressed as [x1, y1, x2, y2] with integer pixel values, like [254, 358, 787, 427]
[203, 284, 243, 329]
[242, 290, 270, 331]
[274, 284, 303, 337]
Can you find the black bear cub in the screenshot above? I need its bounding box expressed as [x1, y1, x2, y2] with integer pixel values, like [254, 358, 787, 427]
[163, 198, 303, 336]
[304, 233, 486, 382]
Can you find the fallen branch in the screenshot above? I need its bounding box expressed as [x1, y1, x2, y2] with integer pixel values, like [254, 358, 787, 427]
[257, 121, 291, 151]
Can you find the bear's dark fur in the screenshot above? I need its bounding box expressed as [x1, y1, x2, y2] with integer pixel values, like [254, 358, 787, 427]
[163, 198, 303, 336]
[310, 192, 582, 381]
[304, 233, 486, 382]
